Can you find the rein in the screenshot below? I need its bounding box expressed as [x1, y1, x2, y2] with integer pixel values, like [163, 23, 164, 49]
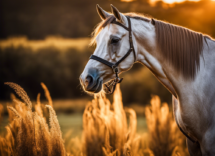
[89, 16, 136, 94]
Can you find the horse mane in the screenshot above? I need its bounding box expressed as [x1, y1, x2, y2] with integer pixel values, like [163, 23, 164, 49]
[153, 19, 203, 79]
[91, 13, 204, 79]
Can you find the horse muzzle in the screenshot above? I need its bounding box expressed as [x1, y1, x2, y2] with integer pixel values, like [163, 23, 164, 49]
[80, 68, 103, 93]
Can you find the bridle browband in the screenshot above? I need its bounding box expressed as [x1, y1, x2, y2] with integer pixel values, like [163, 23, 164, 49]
[89, 16, 136, 94]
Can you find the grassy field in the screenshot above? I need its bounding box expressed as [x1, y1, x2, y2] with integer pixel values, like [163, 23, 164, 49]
[0, 82, 188, 156]
[0, 113, 148, 137]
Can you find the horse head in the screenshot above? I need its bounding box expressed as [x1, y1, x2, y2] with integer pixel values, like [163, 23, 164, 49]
[80, 5, 137, 94]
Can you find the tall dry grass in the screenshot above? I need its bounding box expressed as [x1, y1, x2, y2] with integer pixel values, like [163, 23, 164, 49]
[0, 83, 187, 156]
[82, 85, 139, 156]
[145, 96, 188, 156]
[0, 82, 65, 156]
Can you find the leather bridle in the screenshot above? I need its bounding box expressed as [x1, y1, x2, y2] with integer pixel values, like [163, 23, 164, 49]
[89, 16, 136, 94]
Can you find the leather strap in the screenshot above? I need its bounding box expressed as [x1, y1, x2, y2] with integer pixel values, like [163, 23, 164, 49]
[89, 16, 135, 94]
[90, 55, 114, 69]
[111, 17, 136, 61]
[111, 19, 130, 31]
[115, 49, 133, 66]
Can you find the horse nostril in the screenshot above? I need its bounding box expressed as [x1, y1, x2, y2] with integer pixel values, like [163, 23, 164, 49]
[85, 75, 93, 88]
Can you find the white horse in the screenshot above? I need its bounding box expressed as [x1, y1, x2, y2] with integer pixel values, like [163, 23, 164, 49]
[80, 4, 215, 156]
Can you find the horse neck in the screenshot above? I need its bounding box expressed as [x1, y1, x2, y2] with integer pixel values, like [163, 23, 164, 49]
[132, 19, 166, 73]
[132, 19, 181, 96]
[131, 18, 157, 58]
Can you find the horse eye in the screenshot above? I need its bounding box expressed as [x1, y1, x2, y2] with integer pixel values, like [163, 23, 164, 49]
[111, 38, 120, 44]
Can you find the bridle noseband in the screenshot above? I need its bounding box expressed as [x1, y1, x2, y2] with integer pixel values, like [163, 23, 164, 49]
[89, 16, 136, 94]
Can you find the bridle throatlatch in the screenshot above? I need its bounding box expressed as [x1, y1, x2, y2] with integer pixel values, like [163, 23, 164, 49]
[89, 16, 136, 94]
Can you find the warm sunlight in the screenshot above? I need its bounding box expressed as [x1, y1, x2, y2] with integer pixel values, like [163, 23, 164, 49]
[121, 0, 134, 2]
[123, 0, 202, 4]
[148, 0, 201, 5]
[121, 0, 203, 3]
[163, 0, 200, 4]
[163, 0, 187, 3]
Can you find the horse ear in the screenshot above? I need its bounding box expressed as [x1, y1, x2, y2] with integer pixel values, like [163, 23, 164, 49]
[96, 4, 111, 21]
[110, 4, 126, 25]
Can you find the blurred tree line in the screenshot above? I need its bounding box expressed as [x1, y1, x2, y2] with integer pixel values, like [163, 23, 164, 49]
[0, 47, 92, 100]
[0, 0, 215, 39]
[0, 46, 171, 104]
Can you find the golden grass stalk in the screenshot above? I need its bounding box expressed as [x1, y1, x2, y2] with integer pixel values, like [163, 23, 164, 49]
[5, 82, 32, 110]
[16, 112, 37, 155]
[5, 126, 15, 155]
[46, 105, 66, 156]
[41, 82, 53, 107]
[7, 106, 20, 118]
[33, 112, 52, 156]
[10, 93, 28, 115]
[35, 93, 43, 117]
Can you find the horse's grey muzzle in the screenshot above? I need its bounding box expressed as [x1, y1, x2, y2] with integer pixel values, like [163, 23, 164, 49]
[79, 68, 102, 93]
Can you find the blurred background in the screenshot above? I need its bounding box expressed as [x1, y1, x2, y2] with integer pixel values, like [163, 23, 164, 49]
[0, 0, 215, 135]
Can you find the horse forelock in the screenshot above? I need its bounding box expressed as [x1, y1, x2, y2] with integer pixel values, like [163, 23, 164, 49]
[90, 16, 115, 46]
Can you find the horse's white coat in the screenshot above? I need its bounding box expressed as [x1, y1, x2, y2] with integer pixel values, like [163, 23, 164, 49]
[81, 5, 215, 155]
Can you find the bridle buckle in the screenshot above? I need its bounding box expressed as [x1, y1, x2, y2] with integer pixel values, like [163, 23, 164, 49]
[112, 65, 118, 73]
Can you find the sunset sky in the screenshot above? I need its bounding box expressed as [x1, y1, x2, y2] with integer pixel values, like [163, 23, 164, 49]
[122, 0, 215, 5]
